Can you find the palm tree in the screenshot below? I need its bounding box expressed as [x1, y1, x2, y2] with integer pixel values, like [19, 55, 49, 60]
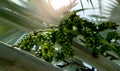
[0, 0, 120, 71]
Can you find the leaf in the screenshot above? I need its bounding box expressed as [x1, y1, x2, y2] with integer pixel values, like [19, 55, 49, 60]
[79, 0, 84, 11]
[0, 28, 25, 45]
[0, 7, 47, 31]
[0, 24, 11, 34]
[89, 14, 107, 19]
[87, 0, 94, 9]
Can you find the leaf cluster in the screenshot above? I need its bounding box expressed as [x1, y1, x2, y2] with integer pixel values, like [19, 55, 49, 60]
[17, 11, 120, 62]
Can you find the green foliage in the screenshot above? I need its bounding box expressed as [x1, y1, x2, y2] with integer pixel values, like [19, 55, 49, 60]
[17, 11, 119, 62]
[97, 22, 119, 32]
[17, 33, 35, 51]
[106, 31, 120, 42]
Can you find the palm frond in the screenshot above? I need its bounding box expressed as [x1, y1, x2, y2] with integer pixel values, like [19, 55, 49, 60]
[0, 26, 25, 45]
[0, 0, 77, 30]
[104, 0, 120, 32]
[0, 0, 77, 44]
[0, 19, 25, 45]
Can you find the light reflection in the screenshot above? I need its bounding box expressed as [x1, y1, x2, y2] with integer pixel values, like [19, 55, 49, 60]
[45, 0, 72, 10]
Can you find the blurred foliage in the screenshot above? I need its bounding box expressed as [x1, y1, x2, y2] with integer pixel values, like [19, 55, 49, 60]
[0, 0, 78, 45]
[0, 0, 120, 71]
[17, 11, 120, 62]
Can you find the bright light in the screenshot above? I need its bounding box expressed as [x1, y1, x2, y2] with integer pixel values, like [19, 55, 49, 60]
[49, 0, 71, 10]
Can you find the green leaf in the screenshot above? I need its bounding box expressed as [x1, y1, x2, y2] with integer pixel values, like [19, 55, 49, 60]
[0, 28, 25, 45]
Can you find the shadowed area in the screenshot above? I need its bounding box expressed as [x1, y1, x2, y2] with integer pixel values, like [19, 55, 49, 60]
[0, 58, 28, 71]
